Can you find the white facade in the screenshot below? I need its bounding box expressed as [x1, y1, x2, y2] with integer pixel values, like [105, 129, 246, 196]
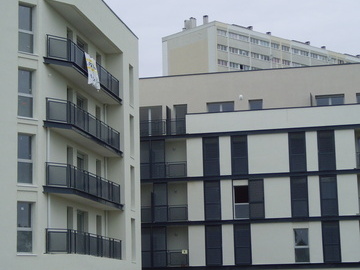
[162, 17, 360, 76]
[0, 0, 141, 269]
[140, 64, 360, 269]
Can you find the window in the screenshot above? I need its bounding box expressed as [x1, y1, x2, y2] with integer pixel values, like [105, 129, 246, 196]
[18, 69, 33, 117]
[17, 202, 32, 253]
[272, 57, 280, 63]
[205, 225, 222, 266]
[282, 59, 291, 66]
[316, 95, 344, 106]
[217, 29, 227, 37]
[356, 93, 360, 103]
[204, 181, 221, 220]
[231, 135, 248, 175]
[251, 52, 270, 61]
[229, 47, 249, 56]
[207, 102, 234, 112]
[289, 132, 306, 172]
[291, 177, 308, 217]
[76, 37, 88, 52]
[203, 137, 220, 176]
[249, 179, 265, 219]
[271, 43, 280, 49]
[320, 176, 338, 216]
[229, 32, 249, 42]
[282, 45, 290, 52]
[249, 99, 263, 110]
[234, 224, 251, 265]
[294, 229, 309, 262]
[217, 44, 227, 51]
[234, 185, 249, 219]
[217, 59, 228, 67]
[18, 134, 32, 184]
[317, 130, 336, 171]
[322, 221, 341, 262]
[19, 5, 33, 53]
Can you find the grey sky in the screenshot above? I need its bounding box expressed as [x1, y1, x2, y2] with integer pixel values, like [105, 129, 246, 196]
[103, 0, 360, 78]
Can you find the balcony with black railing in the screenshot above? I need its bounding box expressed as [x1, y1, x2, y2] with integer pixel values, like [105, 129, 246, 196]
[46, 229, 121, 260]
[141, 205, 188, 223]
[142, 250, 188, 268]
[44, 98, 121, 156]
[44, 163, 122, 210]
[141, 161, 187, 179]
[44, 35, 121, 104]
[140, 119, 186, 137]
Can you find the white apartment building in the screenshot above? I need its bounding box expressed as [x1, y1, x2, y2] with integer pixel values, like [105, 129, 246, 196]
[0, 0, 140, 269]
[162, 16, 360, 75]
[140, 63, 360, 270]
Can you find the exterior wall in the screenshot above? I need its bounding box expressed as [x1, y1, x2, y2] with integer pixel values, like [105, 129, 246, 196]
[1, 0, 140, 269]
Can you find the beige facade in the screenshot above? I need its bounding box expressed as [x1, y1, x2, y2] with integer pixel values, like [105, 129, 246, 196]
[140, 63, 360, 269]
[163, 17, 360, 75]
[0, 0, 141, 269]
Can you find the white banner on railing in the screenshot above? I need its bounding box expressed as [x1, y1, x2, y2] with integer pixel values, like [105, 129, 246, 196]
[84, 52, 100, 90]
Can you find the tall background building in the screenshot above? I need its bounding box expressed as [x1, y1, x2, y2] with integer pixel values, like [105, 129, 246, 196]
[140, 63, 360, 269]
[162, 16, 360, 75]
[0, 0, 140, 269]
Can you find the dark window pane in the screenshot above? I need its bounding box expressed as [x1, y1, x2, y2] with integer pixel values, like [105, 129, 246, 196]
[295, 248, 309, 262]
[222, 102, 234, 112]
[18, 70, 32, 94]
[19, 32, 33, 53]
[289, 132, 306, 172]
[294, 229, 308, 246]
[207, 103, 220, 112]
[17, 231, 32, 252]
[206, 226, 222, 266]
[234, 224, 251, 265]
[232, 136, 248, 174]
[203, 137, 219, 176]
[141, 229, 151, 251]
[331, 96, 344, 105]
[320, 176, 338, 216]
[291, 177, 308, 217]
[204, 181, 221, 220]
[17, 202, 31, 227]
[19, 5, 32, 31]
[249, 179, 264, 219]
[249, 99, 263, 110]
[17, 162, 32, 184]
[18, 134, 31, 159]
[318, 130, 336, 171]
[18, 96, 33, 117]
[234, 186, 249, 203]
[322, 221, 341, 262]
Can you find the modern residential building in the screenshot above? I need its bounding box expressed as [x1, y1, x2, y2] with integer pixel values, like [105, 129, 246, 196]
[1, 0, 140, 269]
[140, 63, 360, 270]
[162, 16, 360, 75]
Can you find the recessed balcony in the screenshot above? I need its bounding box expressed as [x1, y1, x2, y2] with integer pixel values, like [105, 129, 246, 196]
[44, 35, 121, 104]
[141, 161, 187, 179]
[141, 204, 188, 223]
[140, 119, 186, 137]
[44, 98, 121, 157]
[44, 163, 122, 210]
[46, 228, 121, 260]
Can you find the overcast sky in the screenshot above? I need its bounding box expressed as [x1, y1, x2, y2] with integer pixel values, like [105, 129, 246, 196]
[103, 0, 360, 78]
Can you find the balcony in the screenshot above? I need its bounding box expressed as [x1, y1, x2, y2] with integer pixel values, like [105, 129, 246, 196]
[44, 98, 121, 157]
[44, 35, 121, 104]
[46, 229, 121, 260]
[142, 250, 188, 268]
[141, 205, 188, 223]
[141, 161, 187, 179]
[44, 163, 122, 210]
[140, 119, 186, 137]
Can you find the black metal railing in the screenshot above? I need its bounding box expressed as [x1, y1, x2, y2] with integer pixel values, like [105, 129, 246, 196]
[140, 119, 186, 136]
[46, 35, 120, 99]
[46, 163, 120, 204]
[141, 205, 188, 223]
[141, 161, 187, 179]
[46, 98, 120, 152]
[46, 229, 121, 259]
[142, 250, 188, 267]
[168, 250, 189, 266]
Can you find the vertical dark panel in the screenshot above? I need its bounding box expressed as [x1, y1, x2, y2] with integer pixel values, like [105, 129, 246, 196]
[290, 176, 309, 217]
[152, 227, 167, 267]
[231, 136, 248, 175]
[166, 106, 171, 135]
[141, 228, 152, 267]
[204, 181, 221, 220]
[234, 224, 252, 265]
[318, 130, 336, 171]
[151, 140, 165, 178]
[322, 221, 341, 263]
[205, 225, 222, 266]
[153, 183, 168, 222]
[320, 176, 338, 216]
[203, 137, 220, 176]
[249, 179, 264, 219]
[289, 132, 307, 172]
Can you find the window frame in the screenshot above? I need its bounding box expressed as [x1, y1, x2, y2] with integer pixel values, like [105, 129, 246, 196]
[17, 134, 33, 184]
[17, 202, 33, 253]
[249, 99, 263, 110]
[294, 228, 310, 263]
[18, 69, 33, 118]
[315, 94, 344, 106]
[18, 4, 34, 53]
